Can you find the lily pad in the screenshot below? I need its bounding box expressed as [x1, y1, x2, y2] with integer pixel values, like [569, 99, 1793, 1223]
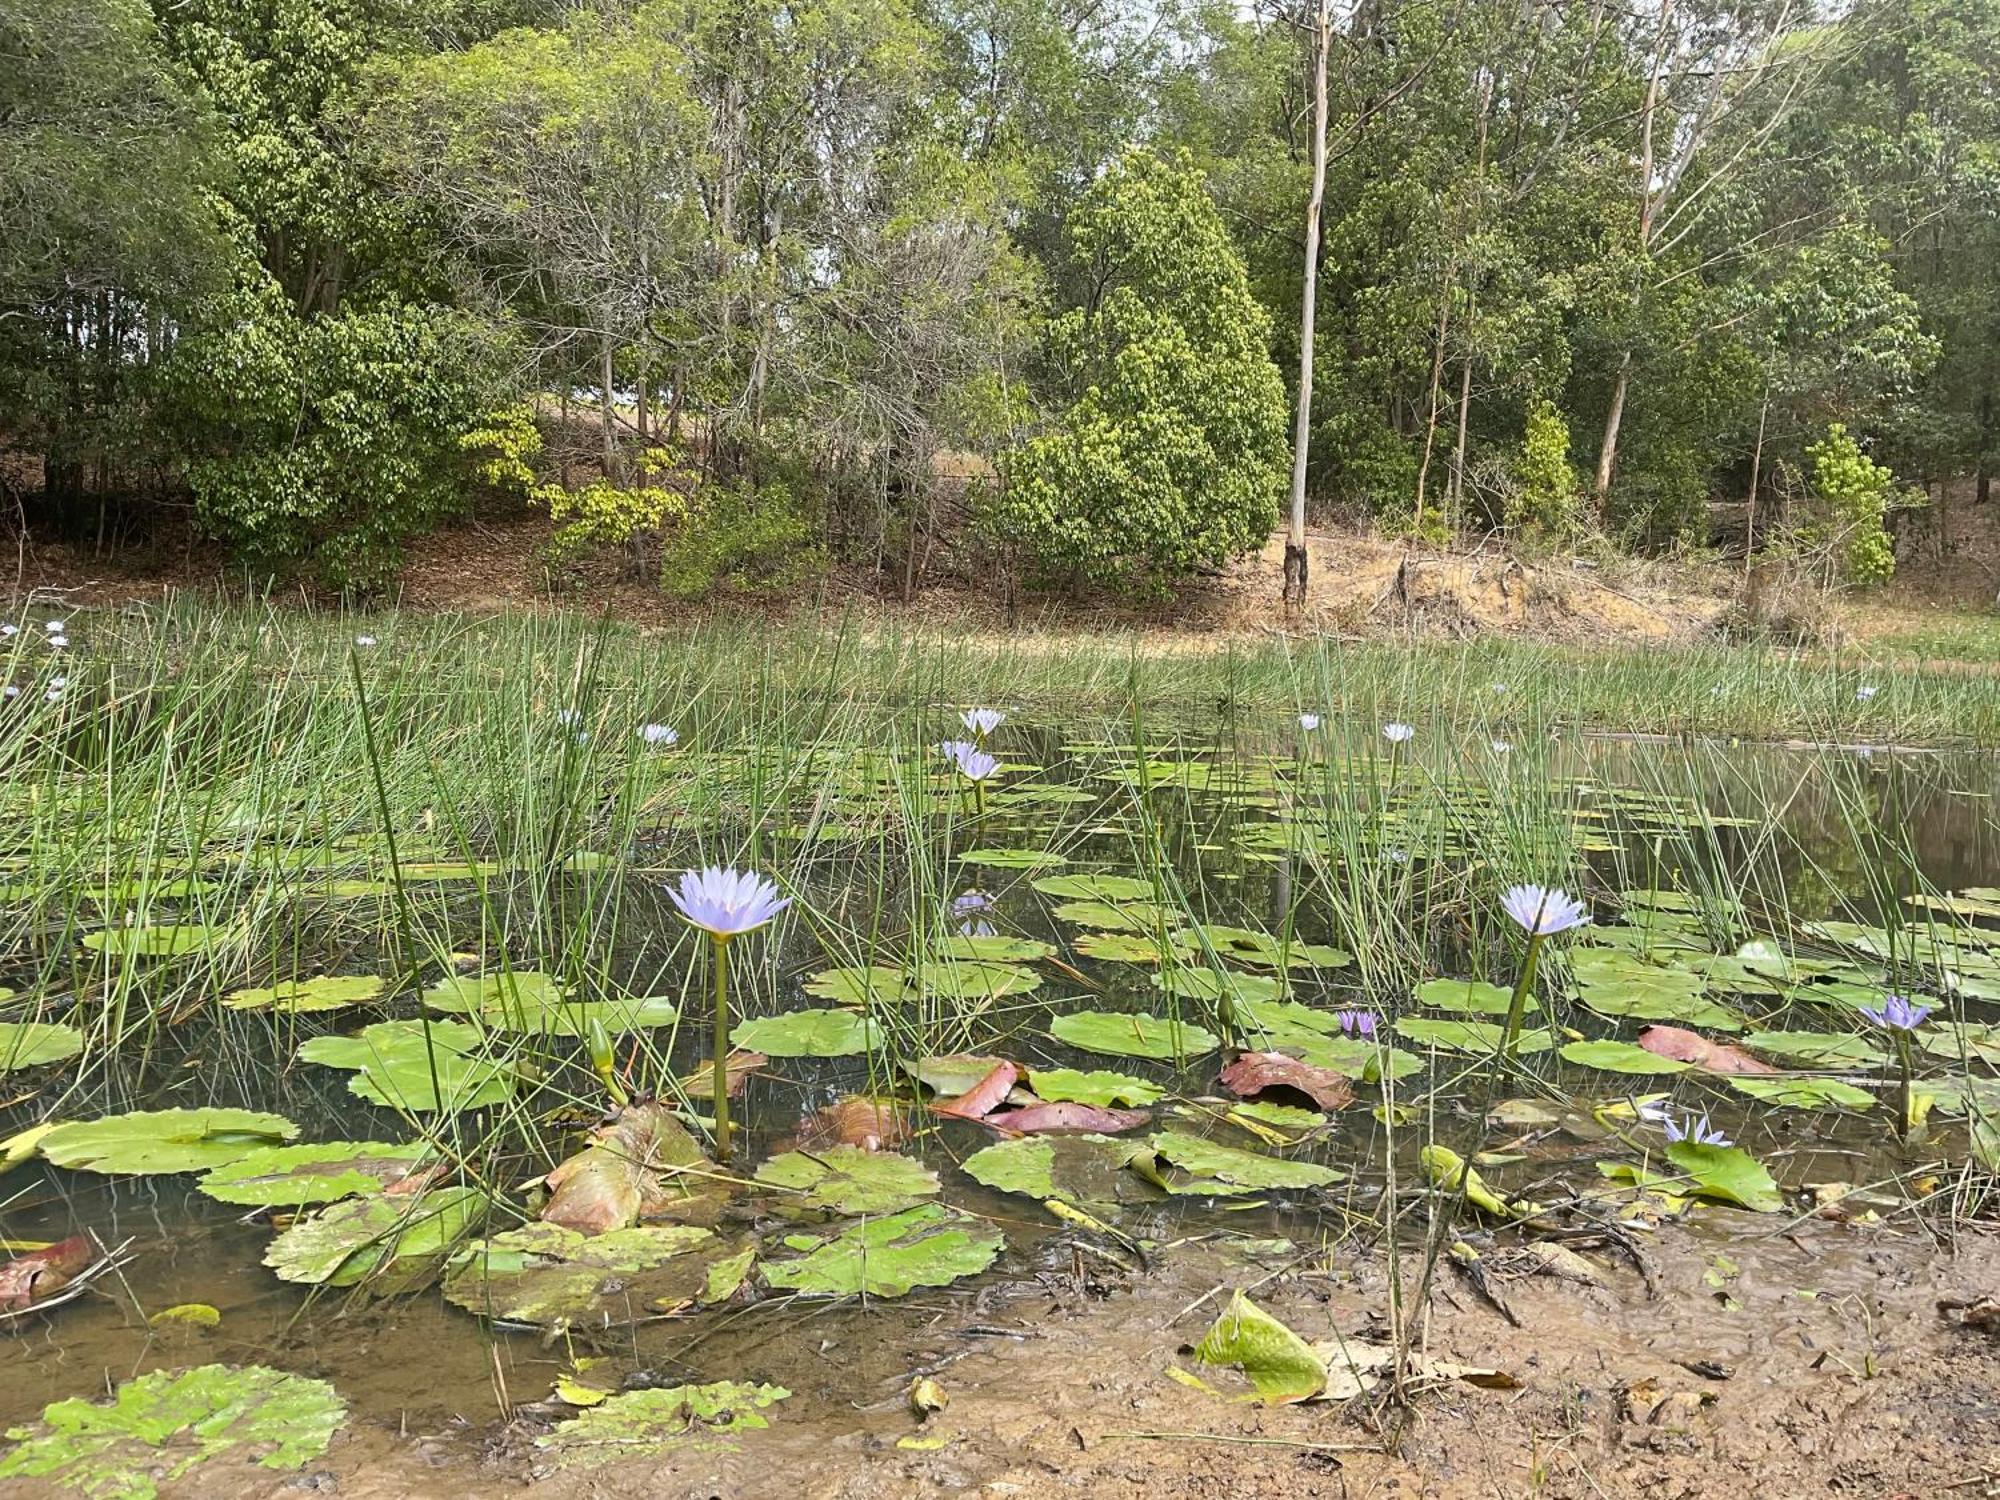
[222, 976, 386, 1013]
[1728, 1076, 1877, 1111]
[754, 1148, 939, 1215]
[1049, 1011, 1219, 1060]
[1051, 899, 1174, 932]
[0, 1021, 83, 1072]
[958, 848, 1065, 870]
[197, 1141, 436, 1206]
[961, 1133, 1149, 1205]
[423, 972, 677, 1035]
[1190, 1289, 1326, 1403]
[1739, 1030, 1886, 1068]
[298, 1020, 519, 1112]
[0, 1364, 345, 1499]
[1412, 978, 1523, 1015]
[81, 924, 227, 959]
[733, 1009, 882, 1058]
[534, 1382, 790, 1470]
[763, 1204, 1002, 1298]
[935, 934, 1054, 963]
[1172, 925, 1350, 970]
[1073, 931, 1192, 964]
[1578, 986, 1745, 1031]
[264, 1186, 487, 1289]
[40, 1108, 299, 1176]
[905, 958, 1042, 999]
[803, 966, 911, 1005]
[1558, 1039, 1690, 1075]
[907, 1053, 1012, 1095]
[1146, 1129, 1343, 1195]
[1394, 1018, 1553, 1054]
[1154, 968, 1283, 1006]
[1032, 873, 1156, 902]
[445, 1222, 742, 1328]
[1027, 1067, 1164, 1107]
[1665, 1141, 1782, 1212]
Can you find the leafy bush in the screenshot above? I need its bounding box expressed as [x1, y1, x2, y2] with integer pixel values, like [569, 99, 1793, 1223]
[1804, 422, 1897, 586]
[1509, 400, 1579, 539]
[993, 150, 1288, 593]
[660, 480, 822, 601]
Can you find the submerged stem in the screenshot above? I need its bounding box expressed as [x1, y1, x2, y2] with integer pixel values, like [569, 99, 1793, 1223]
[711, 934, 733, 1162]
[1499, 933, 1544, 1061]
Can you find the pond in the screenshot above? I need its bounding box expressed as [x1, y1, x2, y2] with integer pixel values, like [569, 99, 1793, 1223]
[1, 697, 1996, 1492]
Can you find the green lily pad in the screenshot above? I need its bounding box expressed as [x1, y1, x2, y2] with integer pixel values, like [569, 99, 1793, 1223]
[1027, 1068, 1164, 1107]
[81, 924, 227, 959]
[1032, 873, 1156, 902]
[754, 1148, 939, 1215]
[1191, 1290, 1325, 1403]
[732, 1009, 882, 1058]
[1146, 1129, 1343, 1195]
[422, 972, 678, 1035]
[1739, 1030, 1886, 1068]
[394, 860, 508, 881]
[298, 1020, 520, 1112]
[1412, 978, 1523, 1015]
[907, 1053, 1011, 1095]
[935, 934, 1055, 963]
[1803, 919, 1893, 957]
[222, 976, 386, 1013]
[1578, 986, 1744, 1031]
[961, 1134, 1148, 1205]
[958, 848, 1066, 869]
[1558, 1039, 1691, 1075]
[1049, 1011, 1219, 1060]
[0, 1021, 83, 1072]
[763, 1204, 1002, 1298]
[1073, 931, 1192, 964]
[196, 1141, 436, 1207]
[264, 1186, 487, 1289]
[445, 1223, 742, 1328]
[1665, 1141, 1782, 1212]
[534, 1382, 789, 1470]
[1915, 1022, 2000, 1065]
[1728, 1076, 1877, 1111]
[905, 959, 1042, 999]
[1051, 898, 1175, 932]
[0, 1364, 345, 1499]
[1153, 969, 1282, 1006]
[802, 966, 911, 1004]
[1172, 925, 1349, 970]
[40, 1108, 299, 1176]
[1394, 1018, 1553, 1054]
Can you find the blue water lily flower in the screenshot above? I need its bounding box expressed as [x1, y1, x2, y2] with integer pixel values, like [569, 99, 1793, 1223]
[1334, 1009, 1379, 1038]
[1859, 993, 1931, 1031]
[960, 708, 1005, 737]
[946, 741, 1001, 781]
[1383, 722, 1415, 744]
[1500, 884, 1591, 936]
[1299, 713, 1321, 731]
[669, 866, 790, 938]
[639, 723, 680, 748]
[1661, 1111, 1731, 1147]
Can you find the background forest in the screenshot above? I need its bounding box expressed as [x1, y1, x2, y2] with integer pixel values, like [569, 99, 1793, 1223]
[1, 0, 1995, 602]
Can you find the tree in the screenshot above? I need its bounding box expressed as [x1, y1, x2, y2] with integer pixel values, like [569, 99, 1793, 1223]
[994, 150, 1288, 591]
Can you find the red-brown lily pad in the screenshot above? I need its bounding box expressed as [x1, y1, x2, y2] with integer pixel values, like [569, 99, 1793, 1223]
[1635, 1025, 1778, 1075]
[784, 1096, 913, 1153]
[1220, 1052, 1357, 1112]
[930, 1061, 1020, 1122]
[985, 1102, 1152, 1135]
[0, 1236, 93, 1311]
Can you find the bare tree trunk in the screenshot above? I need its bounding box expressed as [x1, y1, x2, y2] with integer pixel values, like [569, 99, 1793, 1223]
[600, 327, 617, 479]
[1413, 288, 1452, 530]
[1745, 386, 1769, 578]
[1283, 0, 1332, 613]
[1594, 350, 1631, 505]
[1447, 354, 1473, 532]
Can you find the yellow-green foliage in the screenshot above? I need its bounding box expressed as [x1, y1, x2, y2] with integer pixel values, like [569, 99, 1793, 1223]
[1805, 423, 1897, 586]
[537, 447, 689, 560]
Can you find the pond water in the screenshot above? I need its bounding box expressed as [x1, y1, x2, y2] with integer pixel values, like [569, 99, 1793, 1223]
[2, 720, 1996, 1484]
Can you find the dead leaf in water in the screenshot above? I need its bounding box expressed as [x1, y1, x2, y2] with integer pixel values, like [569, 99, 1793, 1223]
[1635, 1025, 1777, 1075]
[784, 1096, 912, 1152]
[930, 1061, 1019, 1121]
[543, 1103, 715, 1235]
[1219, 1052, 1355, 1112]
[0, 1235, 91, 1310]
[678, 1051, 768, 1100]
[984, 1101, 1151, 1135]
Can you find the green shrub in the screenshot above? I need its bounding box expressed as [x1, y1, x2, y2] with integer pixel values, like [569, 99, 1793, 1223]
[1804, 422, 1897, 586]
[659, 479, 822, 601]
[1510, 400, 1579, 539]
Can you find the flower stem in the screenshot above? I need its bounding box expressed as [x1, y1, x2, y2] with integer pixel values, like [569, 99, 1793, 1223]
[1499, 933, 1544, 1062]
[711, 934, 733, 1162]
[1895, 1031, 1914, 1140]
[973, 779, 986, 819]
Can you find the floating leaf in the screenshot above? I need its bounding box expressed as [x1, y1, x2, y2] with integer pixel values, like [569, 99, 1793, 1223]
[221, 976, 385, 1013]
[1051, 899, 1173, 932]
[732, 1009, 882, 1058]
[1049, 1011, 1219, 1060]
[909, 1053, 1013, 1096]
[0, 1364, 344, 1499]
[802, 966, 910, 1005]
[40, 1108, 298, 1176]
[1032, 873, 1156, 902]
[534, 1382, 789, 1471]
[1578, 986, 1745, 1031]
[1728, 1077, 1877, 1111]
[197, 1141, 436, 1207]
[935, 934, 1054, 963]
[986, 1102, 1151, 1134]
[423, 972, 676, 1035]
[1147, 1129, 1343, 1195]
[961, 1134, 1146, 1205]
[1412, 978, 1523, 1015]
[1027, 1068, 1163, 1108]
[81, 924, 226, 959]
[958, 848, 1065, 870]
[1558, 1040, 1690, 1075]
[755, 1148, 939, 1215]
[264, 1186, 487, 1289]
[1395, 1018, 1553, 1055]
[1739, 1030, 1886, 1068]
[298, 1020, 519, 1111]
[763, 1204, 1002, 1298]
[1219, 1052, 1355, 1111]
[542, 1104, 717, 1234]
[1073, 931, 1191, 964]
[784, 1096, 912, 1153]
[1172, 925, 1349, 970]
[1635, 1025, 1778, 1075]
[0, 1021, 83, 1073]
[0, 1236, 92, 1311]
[905, 959, 1042, 999]
[929, 1061, 1019, 1121]
[445, 1223, 742, 1328]
[1665, 1141, 1782, 1212]
[1154, 969, 1283, 1006]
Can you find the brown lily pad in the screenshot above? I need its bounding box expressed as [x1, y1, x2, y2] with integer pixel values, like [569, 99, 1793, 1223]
[985, 1102, 1152, 1135]
[1220, 1052, 1357, 1112]
[931, 1061, 1020, 1122]
[0, 1236, 93, 1311]
[1635, 1025, 1778, 1075]
[542, 1103, 724, 1234]
[678, 1050, 768, 1100]
[783, 1096, 913, 1153]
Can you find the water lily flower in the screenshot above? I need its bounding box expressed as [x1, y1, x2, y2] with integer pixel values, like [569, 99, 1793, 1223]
[1334, 1009, 1379, 1038]
[354, 634, 377, 647]
[1500, 884, 1591, 936]
[639, 723, 680, 748]
[2, 685, 16, 699]
[48, 676, 66, 690]
[947, 742, 1001, 782]
[960, 708, 1005, 737]
[556, 708, 582, 727]
[952, 889, 994, 914]
[47, 636, 66, 649]
[1299, 713, 1321, 731]
[0, 625, 16, 637]
[1492, 682, 1509, 695]
[1490, 739, 1512, 755]
[1661, 1112, 1731, 1148]
[1383, 722, 1414, 744]
[670, 866, 789, 938]
[1859, 993, 1931, 1031]
[1856, 685, 1878, 702]
[43, 620, 63, 634]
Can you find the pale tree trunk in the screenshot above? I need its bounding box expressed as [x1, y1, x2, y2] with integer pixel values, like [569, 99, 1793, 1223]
[1412, 286, 1452, 530]
[600, 325, 617, 479]
[1594, 350, 1630, 504]
[1284, 0, 1333, 613]
[1745, 386, 1769, 579]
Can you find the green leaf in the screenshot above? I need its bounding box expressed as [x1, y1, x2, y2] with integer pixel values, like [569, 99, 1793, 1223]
[762, 1204, 1002, 1297]
[1412, 978, 1522, 1015]
[1191, 1290, 1325, 1403]
[40, 1108, 299, 1176]
[1728, 1077, 1877, 1111]
[1049, 1010, 1219, 1060]
[1153, 968, 1282, 1006]
[1147, 1129, 1343, 1194]
[1051, 898, 1174, 932]
[802, 965, 910, 1004]
[1665, 1141, 1783, 1212]
[1172, 925, 1349, 969]
[732, 1009, 882, 1058]
[934, 934, 1054, 963]
[1559, 1039, 1690, 1075]
[534, 1383, 789, 1470]
[904, 958, 1042, 999]
[298, 1020, 519, 1112]
[422, 971, 677, 1035]
[222, 976, 385, 1013]
[196, 1141, 436, 1207]
[1032, 873, 1156, 901]
[0, 1021, 84, 1073]
[444, 1223, 739, 1327]
[754, 1148, 939, 1215]
[907, 1053, 1010, 1095]
[264, 1187, 488, 1289]
[958, 848, 1065, 869]
[1394, 1018, 1553, 1054]
[81, 924, 227, 959]
[0, 1364, 345, 1499]
[1027, 1067, 1164, 1107]
[1739, 1030, 1886, 1068]
[960, 1134, 1147, 1205]
[1073, 931, 1191, 964]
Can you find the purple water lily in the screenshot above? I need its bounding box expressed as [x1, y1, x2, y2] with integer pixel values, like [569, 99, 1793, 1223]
[1661, 1111, 1731, 1148]
[1859, 993, 1931, 1031]
[1299, 713, 1322, 731]
[638, 723, 680, 748]
[960, 708, 1005, 737]
[1334, 1009, 1379, 1038]
[946, 741, 1001, 781]
[669, 866, 790, 939]
[1500, 884, 1591, 937]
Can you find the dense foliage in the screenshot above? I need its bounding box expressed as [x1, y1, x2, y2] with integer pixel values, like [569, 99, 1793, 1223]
[2, 0, 1997, 595]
